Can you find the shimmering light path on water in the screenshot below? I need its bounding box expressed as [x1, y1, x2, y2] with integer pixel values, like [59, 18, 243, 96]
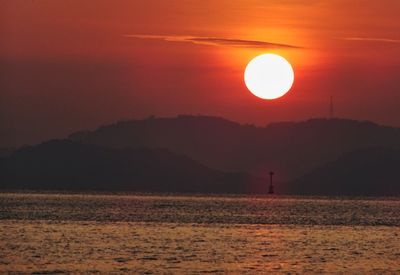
[1, 193, 399, 226]
[0, 193, 399, 273]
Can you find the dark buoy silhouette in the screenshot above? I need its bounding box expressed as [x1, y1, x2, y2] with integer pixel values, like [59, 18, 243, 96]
[268, 171, 274, 194]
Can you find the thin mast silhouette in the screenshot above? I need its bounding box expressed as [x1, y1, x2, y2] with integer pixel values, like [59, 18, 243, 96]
[268, 171, 274, 194]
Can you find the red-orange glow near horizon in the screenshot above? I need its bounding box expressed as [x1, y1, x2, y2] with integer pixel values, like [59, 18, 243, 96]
[1, 0, 400, 147]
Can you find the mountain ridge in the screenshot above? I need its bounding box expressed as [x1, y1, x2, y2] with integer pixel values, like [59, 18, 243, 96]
[2, 116, 400, 196]
[290, 146, 400, 196]
[0, 139, 264, 193]
[68, 115, 400, 182]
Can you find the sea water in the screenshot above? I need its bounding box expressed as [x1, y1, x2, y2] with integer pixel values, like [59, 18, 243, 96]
[0, 193, 399, 273]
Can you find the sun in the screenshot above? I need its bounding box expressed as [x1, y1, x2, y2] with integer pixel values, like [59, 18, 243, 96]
[244, 53, 294, 100]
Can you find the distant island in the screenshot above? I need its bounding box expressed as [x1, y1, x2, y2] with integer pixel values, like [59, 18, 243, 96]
[0, 139, 262, 193]
[1, 115, 400, 196]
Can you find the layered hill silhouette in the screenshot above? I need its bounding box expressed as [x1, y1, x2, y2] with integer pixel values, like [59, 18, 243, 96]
[290, 147, 400, 196]
[0, 140, 263, 193]
[69, 115, 400, 183]
[0, 147, 15, 158]
[2, 115, 400, 195]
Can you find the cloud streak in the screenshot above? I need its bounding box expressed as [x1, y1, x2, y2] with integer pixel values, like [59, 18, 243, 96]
[339, 37, 400, 44]
[123, 34, 301, 49]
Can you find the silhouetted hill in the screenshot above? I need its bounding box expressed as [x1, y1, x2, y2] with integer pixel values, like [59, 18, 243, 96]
[69, 115, 400, 182]
[0, 147, 15, 158]
[290, 147, 400, 196]
[0, 140, 263, 193]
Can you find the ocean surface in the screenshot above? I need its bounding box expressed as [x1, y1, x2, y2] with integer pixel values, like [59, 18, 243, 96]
[0, 192, 399, 273]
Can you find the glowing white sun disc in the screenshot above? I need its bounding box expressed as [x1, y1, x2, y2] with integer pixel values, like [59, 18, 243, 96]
[244, 54, 294, 100]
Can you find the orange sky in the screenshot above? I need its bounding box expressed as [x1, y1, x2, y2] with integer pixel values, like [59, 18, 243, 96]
[1, 0, 400, 146]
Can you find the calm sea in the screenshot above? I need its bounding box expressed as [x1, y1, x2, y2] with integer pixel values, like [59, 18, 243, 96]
[1, 193, 399, 273]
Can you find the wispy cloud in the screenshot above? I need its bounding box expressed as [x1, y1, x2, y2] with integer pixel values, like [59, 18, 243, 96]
[123, 34, 301, 49]
[339, 37, 400, 44]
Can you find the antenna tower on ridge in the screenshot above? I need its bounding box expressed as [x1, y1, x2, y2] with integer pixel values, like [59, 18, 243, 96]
[329, 95, 334, 119]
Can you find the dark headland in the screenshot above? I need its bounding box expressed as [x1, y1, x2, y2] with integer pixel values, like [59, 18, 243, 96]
[1, 115, 400, 196]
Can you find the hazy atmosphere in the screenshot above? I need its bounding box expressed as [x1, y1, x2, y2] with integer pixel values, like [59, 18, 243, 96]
[1, 0, 400, 147]
[1, 1, 400, 273]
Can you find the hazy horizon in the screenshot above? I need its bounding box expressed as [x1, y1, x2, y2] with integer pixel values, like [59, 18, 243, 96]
[1, 113, 398, 148]
[1, 2, 400, 273]
[1, 0, 400, 147]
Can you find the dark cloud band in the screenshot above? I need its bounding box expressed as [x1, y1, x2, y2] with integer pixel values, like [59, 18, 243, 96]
[123, 34, 300, 49]
[339, 37, 400, 44]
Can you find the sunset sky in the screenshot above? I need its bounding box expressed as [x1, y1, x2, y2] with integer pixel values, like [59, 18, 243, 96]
[1, 0, 399, 147]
